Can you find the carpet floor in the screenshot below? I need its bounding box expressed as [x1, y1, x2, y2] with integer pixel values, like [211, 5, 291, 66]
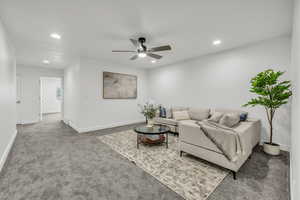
[0, 114, 290, 200]
[98, 130, 228, 200]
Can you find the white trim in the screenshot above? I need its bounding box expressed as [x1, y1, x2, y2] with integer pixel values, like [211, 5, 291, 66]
[63, 119, 80, 133]
[259, 141, 290, 152]
[21, 120, 39, 125]
[279, 143, 290, 152]
[77, 119, 145, 133]
[0, 130, 17, 172]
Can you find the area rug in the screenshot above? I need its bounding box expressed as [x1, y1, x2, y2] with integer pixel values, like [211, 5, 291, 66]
[97, 130, 228, 200]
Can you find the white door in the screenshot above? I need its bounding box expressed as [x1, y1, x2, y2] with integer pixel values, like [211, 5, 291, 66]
[16, 76, 22, 124]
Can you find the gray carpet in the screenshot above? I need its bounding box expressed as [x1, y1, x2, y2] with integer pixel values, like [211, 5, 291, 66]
[0, 114, 290, 200]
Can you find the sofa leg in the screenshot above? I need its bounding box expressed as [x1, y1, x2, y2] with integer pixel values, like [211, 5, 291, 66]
[180, 151, 183, 157]
[232, 171, 237, 180]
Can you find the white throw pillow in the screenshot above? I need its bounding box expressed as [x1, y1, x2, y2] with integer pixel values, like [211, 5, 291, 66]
[208, 112, 223, 123]
[219, 113, 240, 127]
[173, 110, 190, 121]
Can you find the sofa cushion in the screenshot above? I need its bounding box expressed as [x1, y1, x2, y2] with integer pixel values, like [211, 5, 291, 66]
[179, 119, 198, 125]
[166, 108, 172, 119]
[154, 117, 178, 126]
[188, 108, 210, 121]
[219, 113, 240, 127]
[172, 106, 188, 112]
[173, 110, 190, 121]
[208, 112, 223, 123]
[211, 108, 248, 117]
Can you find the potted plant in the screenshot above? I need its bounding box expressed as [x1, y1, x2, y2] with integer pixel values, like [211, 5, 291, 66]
[138, 102, 159, 127]
[243, 69, 292, 155]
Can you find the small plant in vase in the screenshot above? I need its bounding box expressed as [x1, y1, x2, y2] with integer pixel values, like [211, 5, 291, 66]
[138, 102, 159, 127]
[243, 69, 292, 155]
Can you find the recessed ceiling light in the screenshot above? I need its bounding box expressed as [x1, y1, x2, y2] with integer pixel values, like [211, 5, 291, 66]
[43, 60, 50, 64]
[151, 60, 157, 63]
[50, 33, 61, 39]
[138, 52, 147, 58]
[213, 40, 222, 46]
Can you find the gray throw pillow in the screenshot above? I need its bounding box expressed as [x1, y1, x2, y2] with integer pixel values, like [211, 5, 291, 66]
[208, 112, 223, 123]
[219, 113, 240, 127]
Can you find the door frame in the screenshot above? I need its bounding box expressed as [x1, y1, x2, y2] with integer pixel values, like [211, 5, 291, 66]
[39, 76, 64, 121]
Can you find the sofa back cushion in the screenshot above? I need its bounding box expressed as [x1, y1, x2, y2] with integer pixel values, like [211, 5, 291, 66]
[219, 113, 240, 127]
[211, 108, 248, 121]
[211, 108, 248, 116]
[171, 106, 188, 118]
[208, 112, 224, 123]
[188, 108, 210, 121]
[173, 110, 190, 121]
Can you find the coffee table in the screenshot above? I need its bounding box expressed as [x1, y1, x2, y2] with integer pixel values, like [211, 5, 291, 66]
[134, 125, 170, 149]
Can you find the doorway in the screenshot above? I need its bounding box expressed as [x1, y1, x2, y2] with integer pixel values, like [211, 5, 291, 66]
[40, 77, 63, 121]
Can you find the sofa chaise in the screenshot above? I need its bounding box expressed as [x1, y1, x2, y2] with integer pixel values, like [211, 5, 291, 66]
[154, 107, 261, 179]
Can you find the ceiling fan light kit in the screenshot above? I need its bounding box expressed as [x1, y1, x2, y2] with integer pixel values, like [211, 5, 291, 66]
[112, 37, 172, 61]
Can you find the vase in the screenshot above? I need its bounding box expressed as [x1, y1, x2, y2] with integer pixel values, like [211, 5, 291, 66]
[263, 142, 280, 155]
[146, 118, 154, 127]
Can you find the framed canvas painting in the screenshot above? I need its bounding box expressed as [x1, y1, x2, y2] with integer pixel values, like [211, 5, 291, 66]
[103, 71, 137, 99]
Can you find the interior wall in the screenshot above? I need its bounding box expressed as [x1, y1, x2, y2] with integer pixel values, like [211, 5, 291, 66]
[67, 58, 149, 133]
[291, 0, 300, 199]
[16, 65, 63, 124]
[41, 77, 62, 114]
[148, 36, 292, 150]
[64, 62, 81, 130]
[0, 19, 16, 170]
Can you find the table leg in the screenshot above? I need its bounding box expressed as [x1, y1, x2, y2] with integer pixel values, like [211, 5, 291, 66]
[137, 133, 139, 149]
[166, 133, 168, 149]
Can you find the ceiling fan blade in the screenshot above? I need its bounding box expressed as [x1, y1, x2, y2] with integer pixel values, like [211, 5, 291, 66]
[112, 50, 136, 52]
[147, 53, 162, 59]
[149, 45, 171, 52]
[130, 54, 138, 60]
[130, 39, 139, 48]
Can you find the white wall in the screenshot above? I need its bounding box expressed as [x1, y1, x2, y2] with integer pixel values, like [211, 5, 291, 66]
[291, 0, 300, 199]
[148, 36, 292, 150]
[64, 62, 81, 130]
[63, 58, 148, 133]
[0, 19, 16, 170]
[16, 66, 63, 124]
[41, 77, 62, 114]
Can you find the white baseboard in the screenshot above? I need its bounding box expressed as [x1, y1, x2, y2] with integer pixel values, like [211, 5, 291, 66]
[259, 141, 290, 152]
[63, 119, 80, 133]
[0, 130, 17, 172]
[21, 120, 39, 125]
[78, 119, 145, 133]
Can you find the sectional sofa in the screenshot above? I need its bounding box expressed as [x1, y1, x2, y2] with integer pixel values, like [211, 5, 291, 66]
[154, 107, 261, 179]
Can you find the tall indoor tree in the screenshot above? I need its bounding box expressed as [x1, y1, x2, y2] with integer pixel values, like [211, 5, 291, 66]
[243, 69, 292, 155]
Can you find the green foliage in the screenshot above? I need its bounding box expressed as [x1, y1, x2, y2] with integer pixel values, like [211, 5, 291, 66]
[138, 102, 158, 119]
[243, 69, 292, 144]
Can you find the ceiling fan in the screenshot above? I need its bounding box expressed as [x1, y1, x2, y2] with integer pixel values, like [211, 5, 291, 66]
[112, 37, 172, 60]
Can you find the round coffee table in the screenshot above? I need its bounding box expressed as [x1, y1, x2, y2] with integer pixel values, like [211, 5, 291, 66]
[134, 125, 170, 149]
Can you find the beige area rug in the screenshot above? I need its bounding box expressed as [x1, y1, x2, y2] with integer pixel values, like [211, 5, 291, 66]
[97, 130, 229, 200]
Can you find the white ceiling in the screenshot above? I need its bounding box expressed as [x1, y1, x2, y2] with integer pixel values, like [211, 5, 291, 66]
[0, 0, 293, 69]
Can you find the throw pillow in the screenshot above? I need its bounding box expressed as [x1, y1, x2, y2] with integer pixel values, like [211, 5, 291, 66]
[166, 108, 172, 119]
[173, 110, 190, 121]
[208, 112, 223, 123]
[240, 113, 248, 121]
[188, 108, 210, 121]
[219, 113, 240, 127]
[160, 107, 167, 118]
